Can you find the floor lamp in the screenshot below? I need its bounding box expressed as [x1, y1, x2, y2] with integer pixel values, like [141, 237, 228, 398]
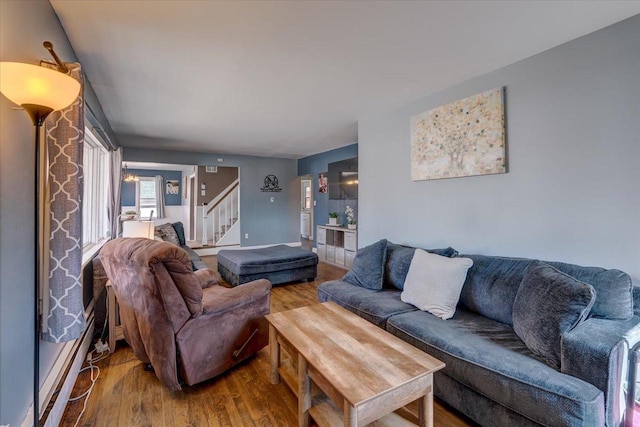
[0, 62, 80, 426]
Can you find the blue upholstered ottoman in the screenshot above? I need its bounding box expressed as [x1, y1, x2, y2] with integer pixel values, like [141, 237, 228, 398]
[217, 245, 318, 286]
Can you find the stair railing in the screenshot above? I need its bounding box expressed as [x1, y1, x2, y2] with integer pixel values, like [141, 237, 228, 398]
[203, 179, 239, 246]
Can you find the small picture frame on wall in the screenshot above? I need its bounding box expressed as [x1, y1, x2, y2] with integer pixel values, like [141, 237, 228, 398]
[166, 180, 179, 195]
[318, 172, 327, 193]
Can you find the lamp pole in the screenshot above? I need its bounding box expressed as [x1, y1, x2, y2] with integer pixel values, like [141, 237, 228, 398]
[28, 106, 51, 427]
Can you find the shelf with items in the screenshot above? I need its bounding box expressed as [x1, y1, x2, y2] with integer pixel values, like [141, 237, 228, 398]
[317, 225, 357, 269]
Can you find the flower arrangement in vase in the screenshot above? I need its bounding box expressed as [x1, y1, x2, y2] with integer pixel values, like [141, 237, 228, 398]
[345, 206, 357, 229]
[328, 212, 339, 226]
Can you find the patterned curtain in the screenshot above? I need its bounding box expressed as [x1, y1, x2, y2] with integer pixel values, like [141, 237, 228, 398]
[42, 62, 86, 342]
[155, 175, 166, 219]
[108, 148, 123, 237]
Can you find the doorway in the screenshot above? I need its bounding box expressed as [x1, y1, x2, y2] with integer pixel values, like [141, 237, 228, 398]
[188, 175, 196, 240]
[300, 176, 313, 250]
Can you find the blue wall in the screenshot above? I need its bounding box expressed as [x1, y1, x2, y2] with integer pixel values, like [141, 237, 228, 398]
[121, 169, 182, 207]
[124, 148, 300, 247]
[298, 144, 358, 241]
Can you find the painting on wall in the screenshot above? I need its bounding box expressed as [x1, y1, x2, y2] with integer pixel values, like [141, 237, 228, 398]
[318, 172, 328, 193]
[166, 180, 179, 195]
[410, 88, 506, 181]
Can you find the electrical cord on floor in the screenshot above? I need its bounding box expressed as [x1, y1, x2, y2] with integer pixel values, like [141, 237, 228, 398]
[69, 348, 110, 427]
[98, 311, 109, 344]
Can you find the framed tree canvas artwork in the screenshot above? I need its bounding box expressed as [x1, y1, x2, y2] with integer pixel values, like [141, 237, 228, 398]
[410, 88, 506, 181]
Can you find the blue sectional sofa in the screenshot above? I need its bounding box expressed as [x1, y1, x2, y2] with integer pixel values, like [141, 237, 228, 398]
[318, 241, 639, 426]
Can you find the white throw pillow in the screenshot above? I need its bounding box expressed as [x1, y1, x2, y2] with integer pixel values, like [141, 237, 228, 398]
[401, 249, 473, 320]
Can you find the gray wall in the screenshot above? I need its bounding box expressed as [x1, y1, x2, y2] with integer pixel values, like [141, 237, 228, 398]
[124, 148, 300, 246]
[358, 15, 640, 283]
[0, 1, 115, 425]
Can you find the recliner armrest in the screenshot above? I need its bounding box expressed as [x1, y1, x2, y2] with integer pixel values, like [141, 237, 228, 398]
[194, 268, 220, 289]
[561, 316, 640, 427]
[201, 279, 272, 316]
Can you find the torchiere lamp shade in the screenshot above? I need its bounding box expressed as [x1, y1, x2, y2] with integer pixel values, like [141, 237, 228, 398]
[123, 221, 156, 239]
[0, 62, 80, 111]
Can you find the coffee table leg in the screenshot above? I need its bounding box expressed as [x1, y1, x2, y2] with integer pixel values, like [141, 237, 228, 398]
[298, 354, 311, 427]
[269, 324, 280, 384]
[344, 400, 358, 427]
[418, 388, 434, 427]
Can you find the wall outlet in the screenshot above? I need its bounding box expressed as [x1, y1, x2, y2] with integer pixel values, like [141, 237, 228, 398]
[270, 197, 274, 203]
[244, 233, 249, 239]
[95, 340, 109, 354]
[313, 200, 316, 206]
[217, 158, 223, 162]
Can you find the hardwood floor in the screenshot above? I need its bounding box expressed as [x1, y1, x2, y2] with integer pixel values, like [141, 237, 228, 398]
[60, 257, 471, 426]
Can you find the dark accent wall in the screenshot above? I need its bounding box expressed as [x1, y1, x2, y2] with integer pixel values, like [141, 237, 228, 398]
[196, 166, 238, 205]
[121, 169, 183, 207]
[298, 144, 358, 243]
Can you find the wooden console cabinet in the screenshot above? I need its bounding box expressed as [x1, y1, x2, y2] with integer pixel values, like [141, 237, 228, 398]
[316, 225, 357, 269]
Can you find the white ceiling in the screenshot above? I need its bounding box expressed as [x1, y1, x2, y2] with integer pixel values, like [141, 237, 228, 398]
[50, 1, 640, 159]
[125, 161, 195, 175]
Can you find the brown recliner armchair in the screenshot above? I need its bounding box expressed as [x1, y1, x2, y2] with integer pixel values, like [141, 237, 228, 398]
[99, 238, 271, 390]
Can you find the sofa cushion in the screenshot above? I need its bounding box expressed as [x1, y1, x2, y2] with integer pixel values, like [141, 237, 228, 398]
[458, 255, 530, 326]
[155, 222, 181, 246]
[384, 243, 458, 290]
[182, 246, 207, 271]
[386, 309, 604, 426]
[547, 261, 632, 320]
[317, 280, 417, 327]
[343, 239, 387, 290]
[513, 261, 595, 369]
[459, 254, 633, 325]
[171, 222, 187, 246]
[401, 250, 473, 319]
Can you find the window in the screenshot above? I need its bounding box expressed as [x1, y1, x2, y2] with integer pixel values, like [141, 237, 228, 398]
[137, 177, 157, 219]
[82, 127, 109, 250]
[302, 180, 311, 210]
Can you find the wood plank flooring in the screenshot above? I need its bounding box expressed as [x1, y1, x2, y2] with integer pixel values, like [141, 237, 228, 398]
[60, 257, 472, 426]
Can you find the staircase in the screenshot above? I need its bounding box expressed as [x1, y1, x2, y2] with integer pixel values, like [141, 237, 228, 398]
[201, 179, 240, 246]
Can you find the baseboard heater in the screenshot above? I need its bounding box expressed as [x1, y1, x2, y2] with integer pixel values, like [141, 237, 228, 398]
[26, 315, 95, 427]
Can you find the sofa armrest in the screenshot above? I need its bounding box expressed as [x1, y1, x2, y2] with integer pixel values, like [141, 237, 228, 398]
[633, 286, 640, 317]
[561, 316, 640, 427]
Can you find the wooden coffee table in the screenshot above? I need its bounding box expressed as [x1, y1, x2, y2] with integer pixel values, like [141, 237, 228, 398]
[266, 302, 445, 427]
